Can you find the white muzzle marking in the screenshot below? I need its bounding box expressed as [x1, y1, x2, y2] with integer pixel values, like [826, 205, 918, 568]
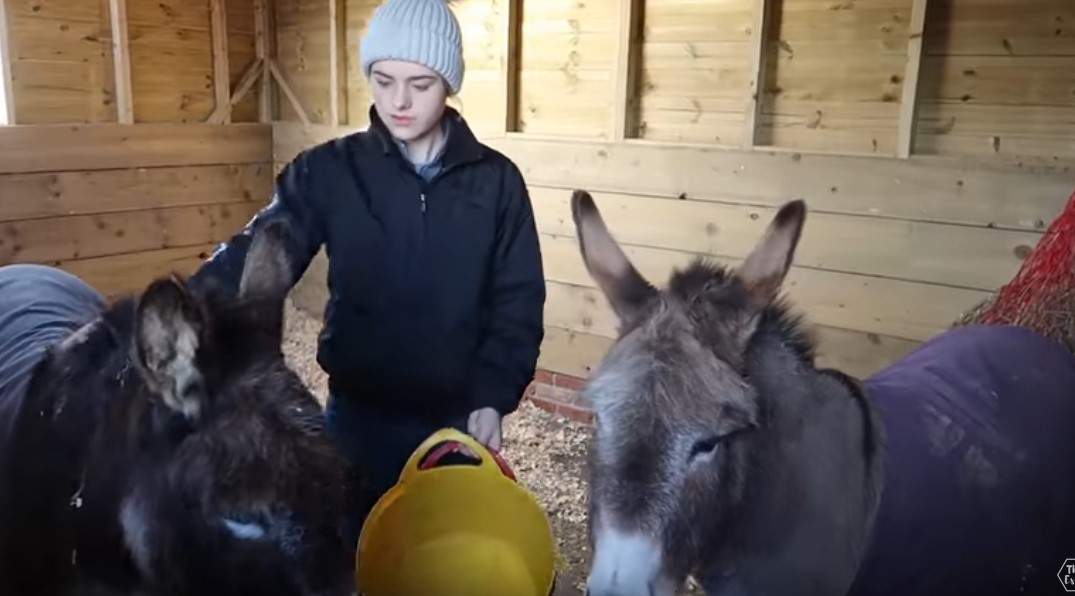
[586, 526, 675, 596]
[223, 518, 268, 540]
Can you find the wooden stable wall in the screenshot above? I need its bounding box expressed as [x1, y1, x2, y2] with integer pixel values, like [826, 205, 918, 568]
[0, 0, 281, 297]
[0, 123, 272, 297]
[274, 0, 1075, 160]
[277, 123, 1073, 381]
[274, 0, 1075, 391]
[3, 0, 1074, 397]
[1, 0, 262, 124]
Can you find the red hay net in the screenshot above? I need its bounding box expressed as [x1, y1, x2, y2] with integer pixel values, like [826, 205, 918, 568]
[974, 190, 1075, 345]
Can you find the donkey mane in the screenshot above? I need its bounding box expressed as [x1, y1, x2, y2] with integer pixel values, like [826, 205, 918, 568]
[669, 256, 881, 465]
[668, 257, 818, 364]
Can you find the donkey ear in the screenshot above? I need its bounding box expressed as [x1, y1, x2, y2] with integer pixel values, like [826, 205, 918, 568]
[736, 200, 807, 307]
[239, 218, 295, 302]
[571, 189, 657, 323]
[133, 276, 208, 420]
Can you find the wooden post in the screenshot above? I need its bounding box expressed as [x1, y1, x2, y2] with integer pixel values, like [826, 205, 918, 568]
[255, 0, 273, 122]
[896, 0, 929, 158]
[0, 0, 14, 124]
[328, 0, 340, 127]
[612, 0, 643, 141]
[743, 0, 770, 149]
[210, 0, 230, 124]
[499, 0, 520, 134]
[109, 0, 133, 123]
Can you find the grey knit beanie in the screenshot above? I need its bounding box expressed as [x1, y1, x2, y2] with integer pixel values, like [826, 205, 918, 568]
[360, 0, 465, 95]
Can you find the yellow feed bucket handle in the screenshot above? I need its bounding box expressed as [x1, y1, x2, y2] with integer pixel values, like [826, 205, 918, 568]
[398, 427, 517, 484]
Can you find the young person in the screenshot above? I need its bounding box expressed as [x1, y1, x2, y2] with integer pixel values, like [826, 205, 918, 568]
[189, 0, 546, 546]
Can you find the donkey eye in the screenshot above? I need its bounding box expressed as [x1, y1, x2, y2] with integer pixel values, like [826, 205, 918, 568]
[689, 436, 722, 460]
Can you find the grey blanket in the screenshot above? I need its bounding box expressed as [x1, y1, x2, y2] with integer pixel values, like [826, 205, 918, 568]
[0, 264, 105, 570]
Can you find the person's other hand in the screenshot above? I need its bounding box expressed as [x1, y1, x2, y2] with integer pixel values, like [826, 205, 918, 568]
[467, 407, 502, 451]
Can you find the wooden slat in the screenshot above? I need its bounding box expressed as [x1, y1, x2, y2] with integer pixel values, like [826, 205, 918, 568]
[208, 57, 264, 124]
[541, 281, 920, 380]
[517, 0, 616, 138]
[923, 0, 1075, 58]
[501, 0, 521, 133]
[0, 164, 271, 223]
[0, 202, 262, 266]
[612, 0, 643, 140]
[489, 135, 1072, 232]
[0, 123, 273, 173]
[537, 232, 986, 342]
[125, 0, 217, 31]
[757, 0, 911, 154]
[273, 121, 353, 161]
[531, 186, 1037, 291]
[536, 325, 612, 380]
[742, 0, 769, 148]
[108, 0, 133, 123]
[328, 0, 340, 126]
[269, 59, 311, 125]
[897, 0, 929, 158]
[59, 243, 217, 298]
[0, 0, 13, 124]
[255, 0, 272, 122]
[273, 123, 1074, 233]
[210, 0, 231, 124]
[275, 0, 334, 125]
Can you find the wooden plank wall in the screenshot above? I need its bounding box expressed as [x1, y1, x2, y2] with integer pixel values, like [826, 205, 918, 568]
[284, 0, 1075, 159]
[0, 123, 273, 297]
[3, 0, 261, 123]
[0, 1, 279, 297]
[916, 0, 1075, 159]
[271, 0, 508, 135]
[274, 0, 1075, 381]
[275, 122, 1075, 379]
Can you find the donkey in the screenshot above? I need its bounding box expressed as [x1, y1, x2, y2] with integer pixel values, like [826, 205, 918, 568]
[572, 190, 1075, 596]
[0, 220, 356, 596]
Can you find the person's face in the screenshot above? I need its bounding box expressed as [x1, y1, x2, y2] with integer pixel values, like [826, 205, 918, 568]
[369, 60, 449, 142]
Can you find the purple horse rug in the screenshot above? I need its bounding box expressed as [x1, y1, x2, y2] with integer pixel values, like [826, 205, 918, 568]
[848, 323, 1075, 595]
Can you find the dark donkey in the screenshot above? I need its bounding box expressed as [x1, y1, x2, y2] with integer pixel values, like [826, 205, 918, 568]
[572, 190, 1075, 596]
[0, 220, 355, 596]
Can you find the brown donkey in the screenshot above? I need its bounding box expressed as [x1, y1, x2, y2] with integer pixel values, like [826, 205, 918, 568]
[573, 189, 1075, 596]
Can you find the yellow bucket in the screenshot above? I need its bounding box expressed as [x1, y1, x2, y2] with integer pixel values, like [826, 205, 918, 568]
[355, 428, 557, 596]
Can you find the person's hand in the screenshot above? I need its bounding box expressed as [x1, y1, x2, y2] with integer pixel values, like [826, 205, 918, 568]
[467, 407, 503, 451]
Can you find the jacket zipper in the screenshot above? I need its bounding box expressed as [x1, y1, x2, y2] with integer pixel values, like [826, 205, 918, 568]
[420, 192, 426, 214]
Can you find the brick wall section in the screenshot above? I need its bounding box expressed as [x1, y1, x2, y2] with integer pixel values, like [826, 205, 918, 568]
[523, 369, 595, 426]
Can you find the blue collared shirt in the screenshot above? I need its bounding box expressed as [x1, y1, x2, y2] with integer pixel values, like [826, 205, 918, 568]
[393, 117, 450, 182]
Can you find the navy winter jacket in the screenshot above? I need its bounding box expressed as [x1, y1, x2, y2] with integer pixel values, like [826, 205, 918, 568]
[190, 106, 546, 421]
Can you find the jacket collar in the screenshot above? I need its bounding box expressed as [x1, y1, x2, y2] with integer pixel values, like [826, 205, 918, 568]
[368, 104, 485, 169]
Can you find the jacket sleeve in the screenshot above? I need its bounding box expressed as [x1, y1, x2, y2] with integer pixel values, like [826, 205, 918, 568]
[467, 164, 547, 417]
[188, 152, 325, 298]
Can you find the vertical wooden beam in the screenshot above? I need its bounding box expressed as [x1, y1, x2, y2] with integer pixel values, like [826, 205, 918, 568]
[0, 0, 14, 124]
[210, 0, 230, 124]
[108, 0, 133, 123]
[612, 0, 643, 140]
[896, 0, 929, 158]
[255, 0, 273, 122]
[743, 0, 770, 149]
[499, 0, 520, 134]
[328, 0, 340, 127]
